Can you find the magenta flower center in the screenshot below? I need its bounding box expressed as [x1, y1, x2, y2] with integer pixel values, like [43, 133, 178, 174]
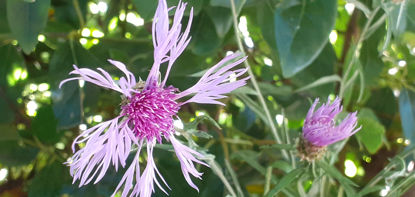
[122, 86, 180, 142]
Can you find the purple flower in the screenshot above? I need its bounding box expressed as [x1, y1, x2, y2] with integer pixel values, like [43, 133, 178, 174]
[303, 97, 361, 147]
[60, 0, 248, 196]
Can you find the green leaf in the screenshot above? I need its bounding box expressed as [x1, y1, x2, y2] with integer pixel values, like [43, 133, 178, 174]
[399, 88, 415, 149]
[265, 168, 304, 197]
[52, 0, 86, 29]
[185, 114, 221, 130]
[257, 1, 278, 50]
[209, 0, 245, 8]
[206, 0, 245, 38]
[131, 0, 158, 21]
[341, 44, 362, 108]
[231, 150, 266, 174]
[32, 106, 60, 145]
[0, 45, 25, 123]
[317, 160, 357, 195]
[408, 1, 415, 28]
[49, 41, 102, 75]
[0, 1, 10, 34]
[382, 0, 409, 37]
[258, 82, 293, 97]
[355, 108, 385, 154]
[50, 41, 101, 129]
[234, 84, 292, 98]
[205, 7, 233, 38]
[290, 43, 337, 96]
[357, 185, 386, 196]
[233, 106, 256, 131]
[260, 144, 296, 150]
[28, 161, 69, 197]
[274, 0, 337, 77]
[236, 93, 268, 125]
[132, 0, 204, 21]
[294, 75, 340, 93]
[52, 83, 81, 129]
[0, 124, 19, 141]
[0, 140, 38, 166]
[190, 12, 222, 55]
[232, 86, 257, 95]
[0, 97, 14, 123]
[360, 22, 385, 87]
[270, 160, 293, 173]
[7, 0, 51, 54]
[366, 88, 397, 127]
[284, 98, 309, 120]
[186, 129, 213, 139]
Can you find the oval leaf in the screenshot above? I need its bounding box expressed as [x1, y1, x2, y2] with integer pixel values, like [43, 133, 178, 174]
[274, 0, 337, 77]
[399, 88, 415, 147]
[265, 168, 304, 197]
[294, 75, 341, 93]
[355, 108, 385, 154]
[7, 0, 51, 54]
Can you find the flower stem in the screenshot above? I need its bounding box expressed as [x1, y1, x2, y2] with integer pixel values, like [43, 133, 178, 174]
[207, 159, 238, 197]
[264, 166, 272, 194]
[229, 0, 289, 160]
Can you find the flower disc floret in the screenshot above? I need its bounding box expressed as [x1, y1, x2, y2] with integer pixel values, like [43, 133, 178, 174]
[122, 86, 179, 142]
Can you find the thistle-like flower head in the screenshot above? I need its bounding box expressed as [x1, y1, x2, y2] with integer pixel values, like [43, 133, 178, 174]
[303, 97, 361, 146]
[299, 97, 361, 161]
[59, 0, 249, 196]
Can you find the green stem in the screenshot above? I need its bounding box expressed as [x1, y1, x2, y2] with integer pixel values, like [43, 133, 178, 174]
[320, 176, 326, 197]
[207, 159, 238, 197]
[229, 0, 289, 160]
[282, 109, 297, 168]
[297, 178, 307, 197]
[386, 172, 415, 197]
[225, 159, 245, 197]
[360, 146, 415, 194]
[73, 0, 85, 28]
[339, 7, 380, 98]
[337, 186, 344, 197]
[264, 166, 272, 194]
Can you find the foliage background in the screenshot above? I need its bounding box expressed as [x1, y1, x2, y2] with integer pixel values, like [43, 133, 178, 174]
[0, 0, 415, 196]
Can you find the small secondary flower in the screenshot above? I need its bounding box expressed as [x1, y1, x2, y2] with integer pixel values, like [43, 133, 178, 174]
[60, 0, 248, 196]
[298, 97, 361, 161]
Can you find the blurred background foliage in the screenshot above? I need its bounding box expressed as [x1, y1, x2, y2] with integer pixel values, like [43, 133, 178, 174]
[0, 0, 415, 196]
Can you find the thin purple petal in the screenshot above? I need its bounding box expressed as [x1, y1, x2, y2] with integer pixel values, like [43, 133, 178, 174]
[177, 53, 249, 105]
[169, 135, 208, 191]
[303, 97, 361, 146]
[66, 117, 134, 186]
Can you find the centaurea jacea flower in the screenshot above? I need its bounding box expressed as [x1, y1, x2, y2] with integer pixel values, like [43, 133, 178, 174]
[298, 97, 361, 161]
[60, 0, 249, 196]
